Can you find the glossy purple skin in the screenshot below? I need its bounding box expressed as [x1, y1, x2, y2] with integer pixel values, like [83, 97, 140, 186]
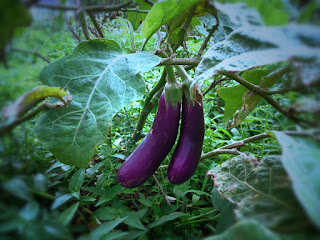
[117, 92, 180, 188]
[167, 98, 204, 184]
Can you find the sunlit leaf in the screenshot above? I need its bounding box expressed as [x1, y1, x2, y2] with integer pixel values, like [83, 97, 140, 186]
[141, 0, 201, 39]
[35, 39, 160, 168]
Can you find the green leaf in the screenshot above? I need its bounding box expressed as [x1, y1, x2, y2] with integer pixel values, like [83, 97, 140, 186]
[147, 212, 187, 229]
[3, 177, 33, 201]
[204, 220, 280, 240]
[89, 217, 127, 240]
[58, 202, 79, 226]
[141, 0, 201, 39]
[35, 39, 161, 168]
[274, 131, 320, 229]
[69, 169, 85, 192]
[93, 207, 118, 221]
[195, 24, 320, 85]
[52, 194, 73, 210]
[121, 212, 146, 230]
[209, 154, 309, 231]
[127, 1, 150, 30]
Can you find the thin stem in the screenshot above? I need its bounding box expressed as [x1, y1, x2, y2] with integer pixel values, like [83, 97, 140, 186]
[131, 70, 166, 142]
[197, 12, 219, 58]
[67, 19, 81, 42]
[202, 77, 228, 96]
[200, 132, 272, 160]
[152, 175, 171, 205]
[10, 48, 51, 63]
[88, 12, 105, 38]
[221, 71, 305, 124]
[143, 0, 154, 6]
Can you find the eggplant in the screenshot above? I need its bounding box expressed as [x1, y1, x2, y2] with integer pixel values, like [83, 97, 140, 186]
[167, 97, 204, 184]
[117, 92, 181, 188]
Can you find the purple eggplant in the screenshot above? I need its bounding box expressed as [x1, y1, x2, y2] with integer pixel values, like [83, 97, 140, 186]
[117, 92, 181, 188]
[167, 97, 204, 184]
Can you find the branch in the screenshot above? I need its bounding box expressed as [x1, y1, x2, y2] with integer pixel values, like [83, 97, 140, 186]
[143, 0, 154, 7]
[197, 11, 219, 58]
[200, 132, 272, 160]
[35, 1, 133, 12]
[88, 12, 104, 38]
[10, 47, 51, 63]
[220, 71, 309, 125]
[158, 57, 201, 66]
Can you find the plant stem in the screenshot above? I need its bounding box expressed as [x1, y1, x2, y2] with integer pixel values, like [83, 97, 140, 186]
[10, 47, 51, 63]
[165, 65, 176, 84]
[202, 77, 228, 96]
[158, 58, 200, 66]
[197, 11, 219, 58]
[200, 132, 272, 160]
[131, 70, 166, 142]
[152, 175, 171, 205]
[221, 71, 309, 125]
[79, 0, 91, 40]
[88, 12, 104, 38]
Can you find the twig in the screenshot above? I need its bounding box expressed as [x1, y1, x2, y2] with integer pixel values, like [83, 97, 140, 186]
[35, 1, 133, 12]
[67, 19, 81, 42]
[10, 47, 51, 63]
[131, 70, 167, 142]
[79, 0, 91, 40]
[200, 132, 272, 160]
[202, 77, 228, 96]
[158, 57, 200, 66]
[152, 175, 171, 205]
[220, 71, 310, 125]
[197, 12, 219, 58]
[122, 9, 149, 13]
[88, 12, 105, 38]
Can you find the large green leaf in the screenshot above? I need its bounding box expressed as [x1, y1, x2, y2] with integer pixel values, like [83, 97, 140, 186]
[274, 132, 320, 229]
[205, 220, 280, 240]
[141, 0, 201, 39]
[35, 39, 160, 168]
[209, 154, 309, 232]
[127, 0, 151, 30]
[194, 24, 320, 85]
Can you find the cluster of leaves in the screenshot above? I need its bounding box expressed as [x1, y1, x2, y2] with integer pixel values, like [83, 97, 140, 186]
[1, 0, 320, 239]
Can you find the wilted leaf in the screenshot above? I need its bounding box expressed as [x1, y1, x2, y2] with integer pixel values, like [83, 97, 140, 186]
[195, 24, 320, 85]
[141, 0, 201, 39]
[274, 132, 320, 229]
[1, 85, 68, 122]
[210, 154, 309, 231]
[35, 39, 160, 168]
